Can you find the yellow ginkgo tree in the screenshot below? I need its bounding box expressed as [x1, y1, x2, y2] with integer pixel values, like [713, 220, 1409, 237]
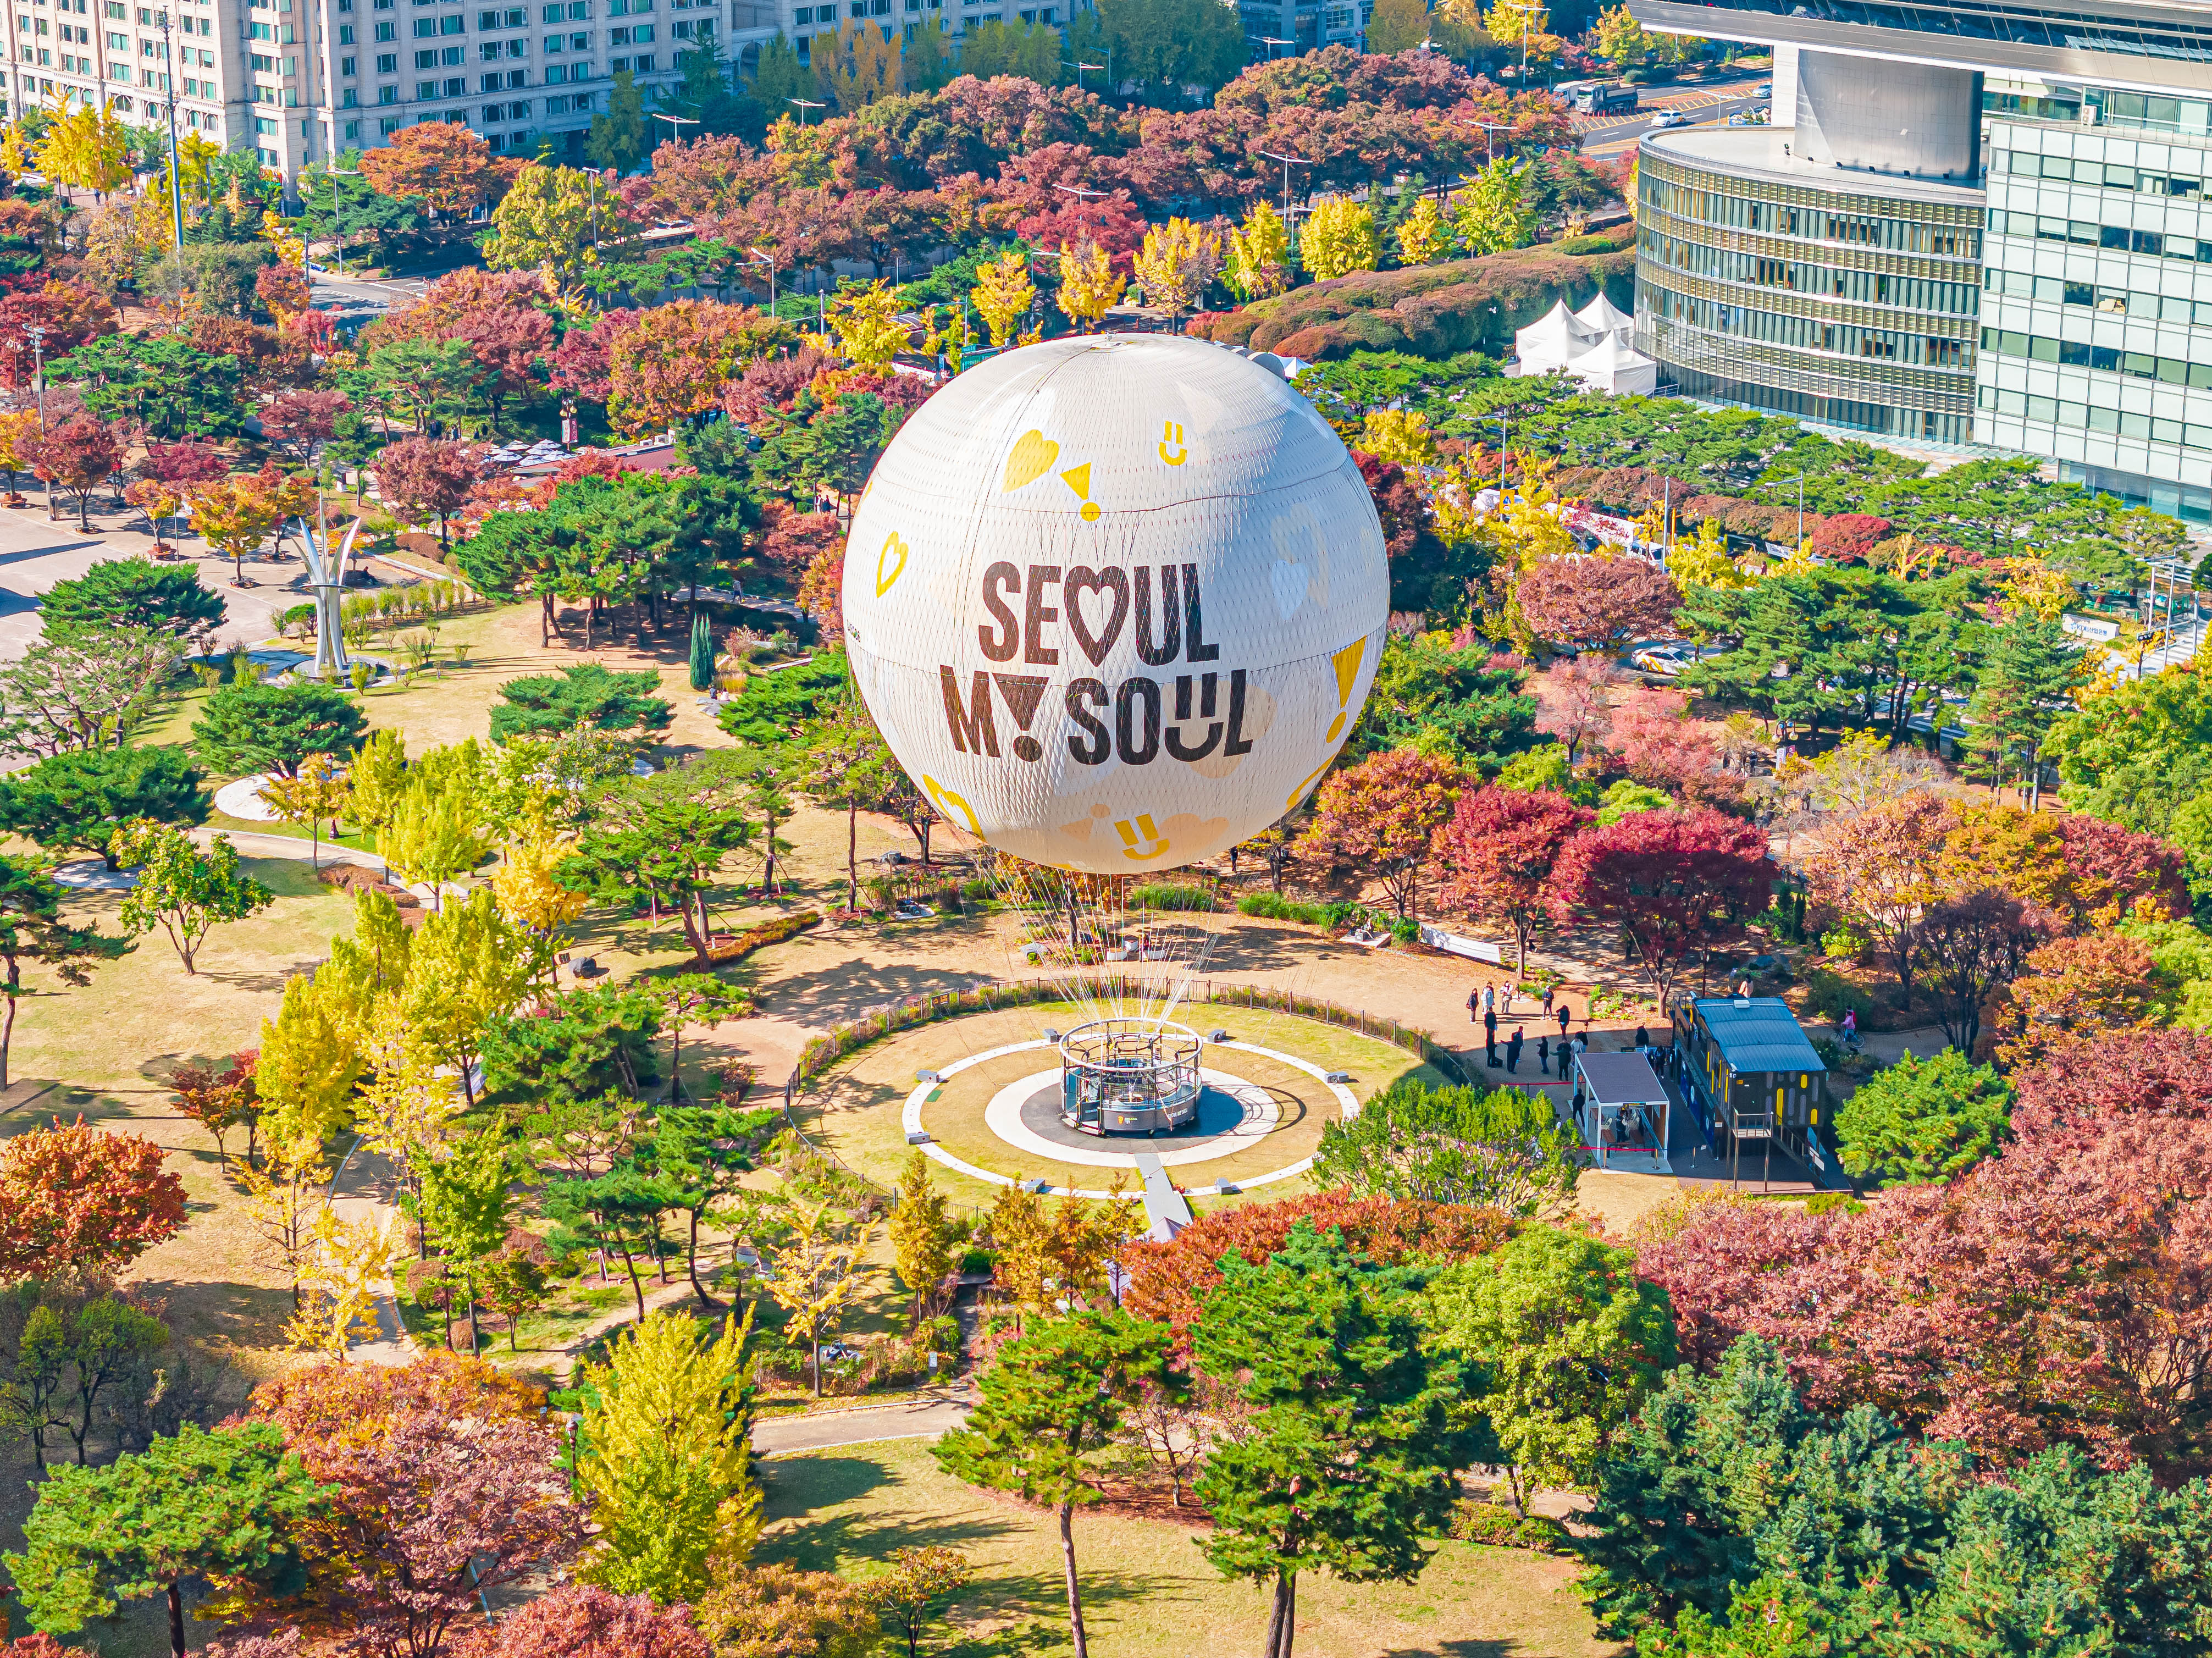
[1131, 218, 1223, 327]
[35, 102, 134, 194]
[828, 280, 908, 367]
[969, 249, 1035, 348]
[1224, 201, 1290, 300]
[1055, 240, 1126, 332]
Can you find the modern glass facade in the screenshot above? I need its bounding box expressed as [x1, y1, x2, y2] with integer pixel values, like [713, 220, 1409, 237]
[1977, 86, 2212, 519]
[1625, 0, 2212, 517]
[1635, 132, 1984, 440]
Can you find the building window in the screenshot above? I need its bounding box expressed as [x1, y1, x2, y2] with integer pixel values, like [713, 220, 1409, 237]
[543, 57, 563, 75]
[375, 48, 394, 66]
[341, 84, 356, 102]
[632, 48, 648, 65]
[415, 74, 434, 92]
[340, 51, 355, 70]
[442, 72, 463, 91]
[414, 46, 433, 61]
[250, 49, 272, 66]
[379, 79, 395, 97]
[344, 117, 360, 135]
[254, 113, 276, 130]
[380, 112, 402, 129]
[441, 41, 461, 58]
[607, 49, 623, 66]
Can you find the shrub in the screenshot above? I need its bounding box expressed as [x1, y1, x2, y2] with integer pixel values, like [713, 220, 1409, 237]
[1446, 1500, 1570, 1551]
[1820, 922, 1867, 960]
[1131, 883, 1217, 911]
[1804, 968, 1872, 1023]
[705, 910, 821, 964]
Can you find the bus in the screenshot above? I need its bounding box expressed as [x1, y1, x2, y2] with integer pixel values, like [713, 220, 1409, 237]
[1571, 82, 1640, 113]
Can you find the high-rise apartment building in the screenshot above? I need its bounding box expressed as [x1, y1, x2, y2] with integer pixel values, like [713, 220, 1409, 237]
[4, 0, 784, 174]
[1627, 0, 2212, 522]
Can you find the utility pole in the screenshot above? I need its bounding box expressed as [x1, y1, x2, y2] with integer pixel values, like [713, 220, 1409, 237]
[156, 8, 184, 249]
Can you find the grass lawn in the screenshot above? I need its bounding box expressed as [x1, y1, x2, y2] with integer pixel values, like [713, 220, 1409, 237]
[759, 1438, 1622, 1658]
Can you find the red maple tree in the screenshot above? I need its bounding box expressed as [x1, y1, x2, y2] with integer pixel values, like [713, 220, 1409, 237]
[373, 436, 481, 547]
[1514, 554, 1680, 651]
[22, 415, 123, 530]
[1434, 783, 1592, 970]
[1548, 808, 1772, 1002]
[452, 1584, 710, 1658]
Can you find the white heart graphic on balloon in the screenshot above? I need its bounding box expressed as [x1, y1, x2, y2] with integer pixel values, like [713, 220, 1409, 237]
[1270, 560, 1310, 621]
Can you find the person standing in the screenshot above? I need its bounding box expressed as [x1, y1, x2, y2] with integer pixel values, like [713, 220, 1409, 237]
[1484, 1007, 1500, 1067]
[1468, 987, 1481, 1025]
[1634, 1024, 1651, 1052]
[1541, 983, 1556, 1018]
[1556, 1001, 1572, 1042]
[1483, 982, 1496, 1017]
[1536, 1032, 1551, 1076]
[1506, 1026, 1524, 1074]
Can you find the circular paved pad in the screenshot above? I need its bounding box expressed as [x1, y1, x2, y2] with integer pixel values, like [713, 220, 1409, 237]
[903, 1038, 1359, 1198]
[986, 1068, 1282, 1168]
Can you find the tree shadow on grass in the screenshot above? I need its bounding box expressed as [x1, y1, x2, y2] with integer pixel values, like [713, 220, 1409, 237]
[196, 962, 323, 994]
[130, 1276, 294, 1353]
[1378, 1643, 1530, 1658]
[757, 958, 994, 1030]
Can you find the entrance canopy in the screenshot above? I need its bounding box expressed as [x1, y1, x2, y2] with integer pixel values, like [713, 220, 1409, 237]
[1573, 1049, 1672, 1173]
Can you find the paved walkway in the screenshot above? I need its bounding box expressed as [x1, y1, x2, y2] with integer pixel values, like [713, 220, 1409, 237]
[754, 1391, 972, 1458]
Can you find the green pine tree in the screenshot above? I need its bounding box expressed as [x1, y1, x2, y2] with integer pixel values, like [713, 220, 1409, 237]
[588, 70, 650, 172]
[935, 1310, 1177, 1658]
[5, 1422, 330, 1658]
[1190, 1220, 1476, 1658]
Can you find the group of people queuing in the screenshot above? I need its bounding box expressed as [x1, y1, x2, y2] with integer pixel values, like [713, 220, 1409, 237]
[1468, 979, 1580, 1077]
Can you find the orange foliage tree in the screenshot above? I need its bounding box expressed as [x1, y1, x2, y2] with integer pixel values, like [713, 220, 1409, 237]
[605, 300, 795, 435]
[0, 1115, 188, 1278]
[358, 122, 505, 222]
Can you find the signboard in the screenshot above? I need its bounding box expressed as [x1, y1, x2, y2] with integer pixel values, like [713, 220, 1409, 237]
[2062, 612, 2121, 643]
[1419, 923, 1503, 963]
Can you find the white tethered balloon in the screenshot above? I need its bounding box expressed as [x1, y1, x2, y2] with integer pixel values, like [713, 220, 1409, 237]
[841, 334, 1389, 875]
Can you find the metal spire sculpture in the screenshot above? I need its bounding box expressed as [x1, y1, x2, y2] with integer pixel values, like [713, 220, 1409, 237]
[297, 493, 363, 682]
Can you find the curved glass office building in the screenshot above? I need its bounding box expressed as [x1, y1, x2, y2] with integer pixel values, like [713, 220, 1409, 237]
[1627, 0, 2212, 519]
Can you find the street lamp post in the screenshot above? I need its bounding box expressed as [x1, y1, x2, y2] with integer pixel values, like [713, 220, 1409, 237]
[1492, 415, 1508, 492]
[746, 243, 778, 312]
[1259, 34, 1292, 58]
[1255, 148, 1311, 233]
[322, 162, 362, 277]
[1061, 58, 1102, 89]
[787, 96, 824, 126]
[651, 111, 699, 147]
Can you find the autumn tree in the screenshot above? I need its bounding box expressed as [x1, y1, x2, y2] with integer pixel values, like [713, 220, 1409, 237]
[606, 300, 788, 436]
[169, 1049, 258, 1169]
[969, 249, 1034, 347]
[483, 163, 610, 286]
[0, 1117, 187, 1280]
[1299, 199, 1379, 280]
[1296, 747, 1461, 920]
[236, 1358, 585, 1655]
[1802, 793, 1956, 1004]
[1434, 783, 1591, 969]
[936, 1313, 1176, 1658]
[22, 416, 122, 531]
[1514, 556, 1681, 651]
[1993, 932, 2166, 1070]
[374, 436, 480, 546]
[763, 1202, 871, 1395]
[1914, 886, 2047, 1057]
[1132, 217, 1223, 325]
[358, 121, 504, 222]
[454, 1584, 711, 1658]
[861, 1549, 972, 1658]
[185, 467, 293, 585]
[1055, 238, 1126, 330]
[1225, 202, 1291, 300]
[694, 1563, 877, 1658]
[1549, 809, 1773, 1003]
[888, 1150, 960, 1319]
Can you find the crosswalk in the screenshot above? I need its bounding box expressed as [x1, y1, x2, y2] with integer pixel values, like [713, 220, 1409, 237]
[2120, 617, 2207, 678]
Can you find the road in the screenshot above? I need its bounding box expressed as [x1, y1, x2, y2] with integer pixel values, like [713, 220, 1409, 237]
[1578, 80, 1773, 159]
[754, 1392, 972, 1458]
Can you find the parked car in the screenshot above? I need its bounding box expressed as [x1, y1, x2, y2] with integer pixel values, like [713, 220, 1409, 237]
[1632, 642, 1706, 677]
[1650, 108, 1685, 128]
[1755, 79, 1773, 95]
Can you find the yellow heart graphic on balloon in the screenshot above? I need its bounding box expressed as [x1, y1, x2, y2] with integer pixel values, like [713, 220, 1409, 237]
[1002, 429, 1060, 493]
[875, 532, 909, 596]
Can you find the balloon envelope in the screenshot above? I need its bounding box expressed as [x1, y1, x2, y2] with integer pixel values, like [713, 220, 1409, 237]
[842, 335, 1389, 875]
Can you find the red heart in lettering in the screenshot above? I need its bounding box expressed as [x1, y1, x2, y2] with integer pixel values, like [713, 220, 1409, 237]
[1065, 566, 1129, 667]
